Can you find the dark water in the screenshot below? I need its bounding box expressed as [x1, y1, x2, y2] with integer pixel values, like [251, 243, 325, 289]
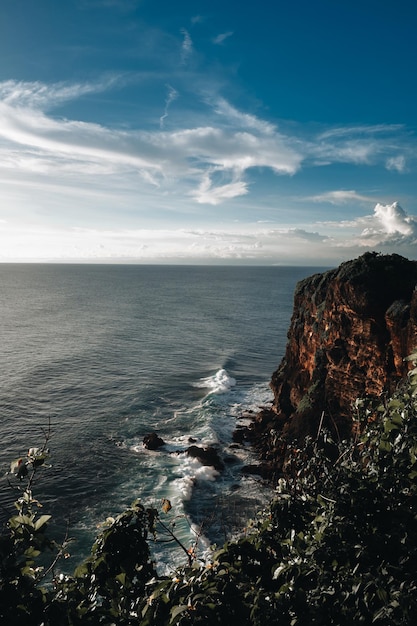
[0, 264, 321, 570]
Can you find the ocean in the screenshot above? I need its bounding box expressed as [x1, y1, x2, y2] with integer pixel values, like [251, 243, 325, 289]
[0, 264, 321, 572]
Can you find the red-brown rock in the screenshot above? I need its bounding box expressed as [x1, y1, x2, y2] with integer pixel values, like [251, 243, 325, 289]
[262, 252, 417, 443]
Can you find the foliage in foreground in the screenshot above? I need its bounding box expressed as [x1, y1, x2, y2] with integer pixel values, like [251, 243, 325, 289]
[2, 354, 417, 625]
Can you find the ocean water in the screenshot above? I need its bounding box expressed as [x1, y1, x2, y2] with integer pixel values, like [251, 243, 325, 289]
[0, 264, 319, 572]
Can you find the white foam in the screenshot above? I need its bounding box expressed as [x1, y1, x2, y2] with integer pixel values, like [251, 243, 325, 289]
[122, 379, 274, 572]
[193, 368, 236, 394]
[173, 453, 219, 502]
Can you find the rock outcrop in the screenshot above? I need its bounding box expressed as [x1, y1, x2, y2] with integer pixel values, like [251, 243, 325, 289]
[251, 252, 417, 459]
[185, 445, 224, 471]
[143, 432, 165, 450]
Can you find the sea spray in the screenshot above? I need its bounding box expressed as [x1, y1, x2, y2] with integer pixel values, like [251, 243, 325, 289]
[193, 368, 237, 394]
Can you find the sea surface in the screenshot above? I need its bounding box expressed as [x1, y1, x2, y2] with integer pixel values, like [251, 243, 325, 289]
[0, 264, 322, 572]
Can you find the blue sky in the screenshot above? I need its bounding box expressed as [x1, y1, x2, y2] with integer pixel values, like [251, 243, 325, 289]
[0, 0, 416, 264]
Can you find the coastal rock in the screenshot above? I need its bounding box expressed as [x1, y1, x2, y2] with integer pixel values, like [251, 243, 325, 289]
[257, 253, 417, 449]
[185, 445, 224, 471]
[143, 432, 165, 450]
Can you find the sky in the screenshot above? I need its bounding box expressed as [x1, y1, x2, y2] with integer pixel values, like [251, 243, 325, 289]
[0, 0, 417, 265]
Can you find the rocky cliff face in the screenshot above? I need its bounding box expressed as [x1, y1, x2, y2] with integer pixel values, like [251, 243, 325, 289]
[249, 253, 417, 459]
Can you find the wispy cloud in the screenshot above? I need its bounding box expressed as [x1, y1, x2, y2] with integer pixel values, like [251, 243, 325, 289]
[159, 84, 178, 129]
[213, 31, 234, 45]
[191, 170, 249, 204]
[180, 28, 193, 64]
[0, 77, 415, 224]
[386, 155, 407, 173]
[0, 101, 163, 176]
[213, 97, 276, 135]
[0, 80, 302, 207]
[308, 190, 373, 204]
[0, 77, 118, 110]
[317, 124, 404, 140]
[309, 123, 409, 168]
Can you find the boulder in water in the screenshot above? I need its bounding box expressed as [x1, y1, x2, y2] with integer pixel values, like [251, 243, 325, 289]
[185, 445, 224, 471]
[143, 432, 165, 450]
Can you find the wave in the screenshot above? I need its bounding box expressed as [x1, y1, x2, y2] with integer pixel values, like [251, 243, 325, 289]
[193, 368, 236, 395]
[172, 453, 220, 502]
[115, 377, 274, 572]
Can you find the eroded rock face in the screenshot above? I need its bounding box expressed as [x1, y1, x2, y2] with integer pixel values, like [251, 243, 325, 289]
[264, 252, 417, 442]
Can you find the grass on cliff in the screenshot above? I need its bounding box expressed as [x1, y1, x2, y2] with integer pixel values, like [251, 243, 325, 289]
[2, 352, 417, 625]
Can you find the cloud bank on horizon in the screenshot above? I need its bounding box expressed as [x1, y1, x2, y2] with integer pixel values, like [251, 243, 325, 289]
[0, 1, 416, 264]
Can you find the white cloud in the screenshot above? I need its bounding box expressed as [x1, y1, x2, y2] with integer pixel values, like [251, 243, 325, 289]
[335, 202, 417, 249]
[213, 97, 276, 135]
[180, 28, 193, 64]
[0, 222, 327, 262]
[319, 202, 417, 246]
[386, 155, 407, 173]
[213, 31, 234, 45]
[286, 201, 417, 261]
[287, 229, 329, 243]
[0, 78, 117, 110]
[0, 101, 164, 177]
[373, 202, 417, 237]
[159, 84, 178, 129]
[308, 190, 372, 204]
[318, 124, 404, 140]
[311, 139, 377, 165]
[309, 123, 410, 169]
[1, 202, 415, 265]
[0, 76, 416, 267]
[191, 170, 249, 204]
[0, 80, 304, 207]
[0, 79, 413, 213]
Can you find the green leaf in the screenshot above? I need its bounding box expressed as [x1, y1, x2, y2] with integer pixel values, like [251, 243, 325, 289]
[387, 399, 402, 409]
[9, 514, 35, 529]
[74, 563, 90, 578]
[169, 604, 189, 623]
[24, 547, 41, 558]
[21, 565, 36, 577]
[34, 515, 51, 531]
[116, 572, 127, 586]
[379, 439, 392, 453]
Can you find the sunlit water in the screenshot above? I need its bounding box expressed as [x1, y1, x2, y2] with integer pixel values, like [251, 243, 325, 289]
[0, 264, 320, 572]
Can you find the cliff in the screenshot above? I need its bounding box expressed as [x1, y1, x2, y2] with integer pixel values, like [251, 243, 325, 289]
[246, 252, 417, 473]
